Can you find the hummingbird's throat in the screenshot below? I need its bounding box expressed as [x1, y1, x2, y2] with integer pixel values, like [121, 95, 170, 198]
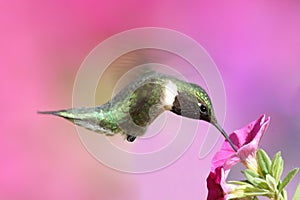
[162, 81, 178, 110]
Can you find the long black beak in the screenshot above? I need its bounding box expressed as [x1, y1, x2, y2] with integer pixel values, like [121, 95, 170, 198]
[213, 123, 237, 152]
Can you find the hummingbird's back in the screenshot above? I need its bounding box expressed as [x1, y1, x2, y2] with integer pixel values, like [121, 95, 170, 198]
[100, 73, 176, 137]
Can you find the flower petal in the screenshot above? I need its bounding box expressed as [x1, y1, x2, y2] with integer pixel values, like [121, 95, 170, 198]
[207, 167, 227, 200]
[212, 115, 270, 171]
[207, 115, 270, 199]
[236, 115, 270, 161]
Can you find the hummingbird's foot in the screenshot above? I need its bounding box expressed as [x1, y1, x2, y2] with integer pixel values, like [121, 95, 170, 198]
[126, 135, 136, 142]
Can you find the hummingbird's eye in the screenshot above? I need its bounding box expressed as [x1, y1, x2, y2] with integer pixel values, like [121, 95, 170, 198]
[199, 104, 208, 113]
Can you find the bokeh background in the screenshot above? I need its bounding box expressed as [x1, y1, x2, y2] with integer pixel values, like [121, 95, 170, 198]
[1, 1, 300, 199]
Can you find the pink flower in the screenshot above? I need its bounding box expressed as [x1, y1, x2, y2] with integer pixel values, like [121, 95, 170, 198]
[207, 167, 229, 200]
[206, 115, 270, 200]
[213, 114, 270, 172]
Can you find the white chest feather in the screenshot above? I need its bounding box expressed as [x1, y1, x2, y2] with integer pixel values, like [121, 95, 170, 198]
[162, 81, 178, 109]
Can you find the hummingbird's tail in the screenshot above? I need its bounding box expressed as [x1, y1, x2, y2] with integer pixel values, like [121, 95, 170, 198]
[38, 108, 102, 124]
[38, 107, 120, 134]
[37, 109, 79, 120]
[38, 110, 62, 116]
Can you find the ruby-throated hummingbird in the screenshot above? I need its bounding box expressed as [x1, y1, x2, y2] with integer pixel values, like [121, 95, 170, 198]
[39, 73, 237, 152]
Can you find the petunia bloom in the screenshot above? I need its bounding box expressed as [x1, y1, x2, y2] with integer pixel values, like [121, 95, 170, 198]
[207, 166, 230, 200]
[207, 115, 270, 200]
[212, 114, 270, 172]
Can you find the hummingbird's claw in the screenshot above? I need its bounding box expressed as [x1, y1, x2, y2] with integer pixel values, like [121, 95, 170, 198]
[126, 135, 136, 142]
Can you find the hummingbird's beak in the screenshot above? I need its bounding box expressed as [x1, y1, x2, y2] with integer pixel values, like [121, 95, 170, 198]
[213, 122, 237, 152]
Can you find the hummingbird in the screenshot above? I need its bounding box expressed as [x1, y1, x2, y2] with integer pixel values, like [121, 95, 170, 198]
[39, 72, 237, 152]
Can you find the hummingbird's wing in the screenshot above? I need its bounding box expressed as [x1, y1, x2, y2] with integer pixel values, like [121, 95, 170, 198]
[109, 77, 167, 138]
[96, 49, 167, 104]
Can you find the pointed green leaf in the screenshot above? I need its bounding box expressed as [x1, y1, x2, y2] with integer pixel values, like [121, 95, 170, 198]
[276, 158, 284, 183]
[266, 174, 277, 192]
[243, 186, 274, 198]
[228, 180, 251, 186]
[257, 149, 272, 176]
[281, 189, 288, 200]
[278, 168, 299, 193]
[271, 151, 281, 175]
[293, 183, 300, 200]
[228, 185, 274, 199]
[252, 177, 269, 190]
[244, 169, 260, 177]
[243, 169, 260, 185]
[243, 191, 273, 197]
[271, 151, 284, 183]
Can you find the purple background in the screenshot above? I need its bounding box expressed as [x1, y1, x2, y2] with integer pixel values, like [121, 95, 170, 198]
[1, 1, 300, 199]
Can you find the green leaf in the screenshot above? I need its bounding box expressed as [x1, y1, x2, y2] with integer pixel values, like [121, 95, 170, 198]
[271, 151, 281, 174]
[271, 151, 284, 183]
[257, 149, 272, 176]
[229, 185, 273, 199]
[252, 177, 269, 190]
[243, 169, 260, 185]
[243, 191, 273, 197]
[281, 189, 288, 200]
[266, 174, 278, 192]
[228, 180, 251, 185]
[278, 168, 299, 193]
[243, 187, 273, 198]
[244, 169, 260, 177]
[293, 183, 300, 200]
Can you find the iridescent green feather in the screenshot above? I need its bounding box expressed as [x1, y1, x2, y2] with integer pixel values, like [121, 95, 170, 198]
[39, 73, 214, 138]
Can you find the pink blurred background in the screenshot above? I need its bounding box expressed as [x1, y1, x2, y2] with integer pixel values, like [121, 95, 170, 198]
[1, 1, 300, 199]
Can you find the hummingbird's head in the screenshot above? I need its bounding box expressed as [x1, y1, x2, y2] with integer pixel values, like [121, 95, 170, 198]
[169, 81, 237, 152]
[170, 82, 215, 123]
